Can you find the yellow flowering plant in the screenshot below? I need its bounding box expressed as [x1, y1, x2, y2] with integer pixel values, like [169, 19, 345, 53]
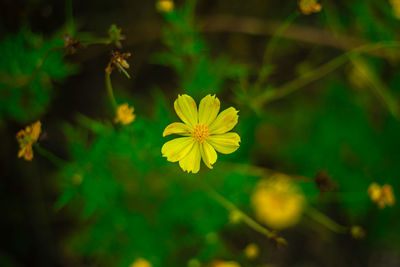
[115, 103, 136, 125]
[251, 174, 305, 229]
[156, 0, 174, 13]
[16, 121, 42, 161]
[299, 0, 322, 15]
[162, 94, 240, 173]
[367, 182, 395, 209]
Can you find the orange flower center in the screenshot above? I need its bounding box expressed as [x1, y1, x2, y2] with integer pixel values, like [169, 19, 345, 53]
[193, 124, 210, 144]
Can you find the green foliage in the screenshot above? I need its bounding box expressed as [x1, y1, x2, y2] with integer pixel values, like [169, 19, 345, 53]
[0, 28, 75, 122]
[4, 0, 400, 266]
[153, 0, 249, 98]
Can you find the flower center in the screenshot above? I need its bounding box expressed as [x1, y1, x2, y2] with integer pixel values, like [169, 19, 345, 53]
[192, 124, 210, 144]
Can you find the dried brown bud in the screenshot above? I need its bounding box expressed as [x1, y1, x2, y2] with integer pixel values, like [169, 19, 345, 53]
[64, 34, 81, 54]
[315, 171, 338, 197]
[106, 50, 132, 78]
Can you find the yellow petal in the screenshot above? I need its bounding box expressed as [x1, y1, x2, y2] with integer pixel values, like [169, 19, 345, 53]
[179, 142, 201, 173]
[29, 121, 42, 141]
[208, 132, 240, 154]
[161, 137, 195, 162]
[198, 94, 220, 126]
[163, 122, 192, 137]
[208, 107, 239, 134]
[200, 140, 217, 169]
[174, 94, 198, 128]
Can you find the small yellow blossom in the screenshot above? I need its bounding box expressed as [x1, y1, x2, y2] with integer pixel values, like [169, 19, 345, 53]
[156, 0, 174, 13]
[299, 0, 322, 15]
[251, 174, 305, 229]
[162, 94, 240, 173]
[390, 0, 400, 19]
[129, 258, 152, 267]
[367, 182, 395, 209]
[211, 260, 241, 267]
[244, 243, 259, 259]
[16, 121, 42, 161]
[115, 103, 136, 125]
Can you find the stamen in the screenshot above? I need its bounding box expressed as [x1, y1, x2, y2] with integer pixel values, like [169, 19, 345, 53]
[192, 124, 210, 144]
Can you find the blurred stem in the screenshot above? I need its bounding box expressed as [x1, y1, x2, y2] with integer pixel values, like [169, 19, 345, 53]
[259, 41, 400, 105]
[30, 46, 63, 84]
[105, 72, 118, 109]
[200, 180, 285, 243]
[82, 38, 111, 46]
[65, 0, 75, 35]
[351, 58, 400, 120]
[305, 206, 348, 234]
[255, 12, 299, 89]
[34, 144, 66, 167]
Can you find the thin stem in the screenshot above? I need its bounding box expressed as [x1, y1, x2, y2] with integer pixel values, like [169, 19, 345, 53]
[200, 180, 284, 242]
[105, 72, 118, 109]
[351, 58, 400, 120]
[255, 12, 299, 89]
[259, 41, 400, 105]
[30, 46, 63, 84]
[34, 144, 66, 167]
[263, 12, 299, 65]
[65, 0, 75, 35]
[305, 206, 348, 234]
[81, 38, 111, 47]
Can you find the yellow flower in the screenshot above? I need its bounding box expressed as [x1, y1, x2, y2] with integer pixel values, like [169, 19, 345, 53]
[299, 0, 322, 15]
[251, 174, 305, 229]
[115, 103, 136, 125]
[156, 0, 174, 13]
[244, 243, 259, 259]
[367, 182, 395, 209]
[16, 121, 42, 161]
[211, 260, 241, 267]
[162, 94, 240, 173]
[129, 258, 152, 267]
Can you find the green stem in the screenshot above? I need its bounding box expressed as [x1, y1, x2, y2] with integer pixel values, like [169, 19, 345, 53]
[255, 12, 299, 88]
[81, 38, 111, 47]
[65, 0, 75, 35]
[305, 206, 348, 234]
[200, 181, 282, 242]
[105, 72, 118, 109]
[351, 58, 400, 120]
[30, 46, 63, 84]
[260, 41, 400, 105]
[34, 144, 66, 167]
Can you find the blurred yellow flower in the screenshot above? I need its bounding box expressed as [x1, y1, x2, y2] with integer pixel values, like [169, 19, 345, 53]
[367, 182, 395, 209]
[16, 121, 42, 161]
[390, 0, 400, 19]
[162, 94, 240, 173]
[251, 174, 305, 229]
[115, 103, 136, 125]
[211, 260, 241, 267]
[244, 243, 259, 259]
[299, 0, 322, 15]
[156, 0, 174, 13]
[130, 258, 152, 267]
